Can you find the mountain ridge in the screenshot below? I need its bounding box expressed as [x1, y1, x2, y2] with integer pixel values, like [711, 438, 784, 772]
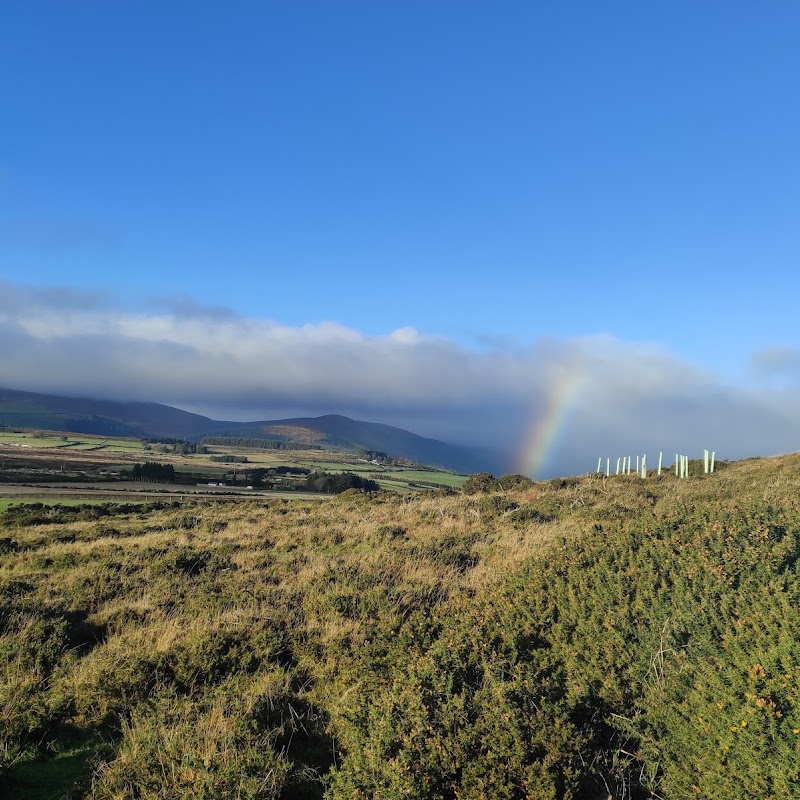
[0, 387, 506, 474]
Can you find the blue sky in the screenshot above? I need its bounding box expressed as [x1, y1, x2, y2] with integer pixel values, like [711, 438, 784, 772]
[3, 2, 800, 474]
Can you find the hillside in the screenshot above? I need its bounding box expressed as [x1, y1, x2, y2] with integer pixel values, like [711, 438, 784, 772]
[218, 414, 503, 474]
[0, 388, 502, 473]
[0, 387, 219, 439]
[2, 453, 800, 798]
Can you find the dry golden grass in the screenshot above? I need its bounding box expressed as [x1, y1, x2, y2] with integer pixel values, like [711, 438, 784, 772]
[4, 454, 800, 798]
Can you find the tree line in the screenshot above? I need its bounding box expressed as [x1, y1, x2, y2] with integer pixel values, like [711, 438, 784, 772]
[302, 471, 379, 494]
[127, 462, 176, 482]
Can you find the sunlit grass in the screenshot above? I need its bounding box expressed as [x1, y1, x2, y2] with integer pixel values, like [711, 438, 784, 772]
[2, 454, 800, 798]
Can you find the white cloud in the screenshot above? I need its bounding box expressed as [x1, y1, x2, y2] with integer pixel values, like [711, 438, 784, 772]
[2, 280, 800, 477]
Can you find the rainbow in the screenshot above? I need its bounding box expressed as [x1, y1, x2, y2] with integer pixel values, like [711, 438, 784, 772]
[516, 359, 588, 479]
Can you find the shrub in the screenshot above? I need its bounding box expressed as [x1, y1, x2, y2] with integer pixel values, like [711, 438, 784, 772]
[462, 473, 501, 494]
[303, 471, 380, 494]
[376, 524, 407, 540]
[476, 495, 518, 516]
[497, 474, 536, 491]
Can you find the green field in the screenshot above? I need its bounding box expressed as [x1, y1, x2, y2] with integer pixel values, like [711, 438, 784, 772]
[172, 463, 229, 475]
[0, 431, 146, 452]
[0, 432, 67, 448]
[385, 468, 467, 487]
[374, 478, 410, 491]
[103, 440, 146, 451]
[291, 459, 467, 490]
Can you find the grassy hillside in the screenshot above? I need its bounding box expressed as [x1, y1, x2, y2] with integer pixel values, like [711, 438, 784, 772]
[1, 455, 799, 798]
[0, 387, 220, 439]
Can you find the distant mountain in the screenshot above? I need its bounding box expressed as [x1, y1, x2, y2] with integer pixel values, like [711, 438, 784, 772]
[0, 387, 218, 439]
[0, 388, 506, 474]
[214, 414, 505, 475]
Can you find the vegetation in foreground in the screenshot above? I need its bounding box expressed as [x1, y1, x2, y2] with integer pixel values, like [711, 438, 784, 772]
[1, 455, 799, 798]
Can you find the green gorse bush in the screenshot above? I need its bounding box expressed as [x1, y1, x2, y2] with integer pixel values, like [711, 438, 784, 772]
[1, 456, 799, 798]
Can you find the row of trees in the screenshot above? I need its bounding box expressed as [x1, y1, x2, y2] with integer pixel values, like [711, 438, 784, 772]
[244, 467, 378, 493]
[141, 439, 197, 455]
[302, 471, 380, 494]
[358, 449, 415, 466]
[127, 462, 176, 483]
[122, 462, 378, 493]
[246, 466, 310, 487]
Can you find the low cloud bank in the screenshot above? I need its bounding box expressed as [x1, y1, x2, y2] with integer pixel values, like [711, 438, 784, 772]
[2, 281, 799, 478]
